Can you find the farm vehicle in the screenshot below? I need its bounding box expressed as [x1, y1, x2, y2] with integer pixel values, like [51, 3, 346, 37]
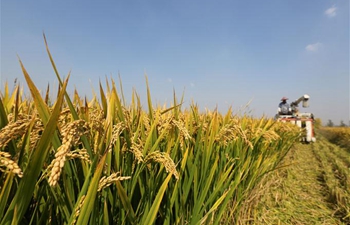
[276, 94, 316, 143]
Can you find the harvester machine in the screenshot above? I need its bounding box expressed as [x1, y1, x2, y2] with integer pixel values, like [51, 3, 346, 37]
[276, 94, 316, 143]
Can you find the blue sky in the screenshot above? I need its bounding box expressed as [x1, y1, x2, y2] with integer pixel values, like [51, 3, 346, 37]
[1, 1, 349, 125]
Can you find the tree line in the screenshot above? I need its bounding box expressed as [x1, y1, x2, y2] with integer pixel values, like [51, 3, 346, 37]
[326, 119, 349, 127]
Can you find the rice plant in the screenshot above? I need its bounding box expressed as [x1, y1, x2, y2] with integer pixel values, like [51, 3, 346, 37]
[0, 37, 301, 225]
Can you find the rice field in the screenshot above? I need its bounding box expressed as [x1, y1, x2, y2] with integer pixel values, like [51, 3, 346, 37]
[0, 43, 302, 225]
[319, 127, 350, 152]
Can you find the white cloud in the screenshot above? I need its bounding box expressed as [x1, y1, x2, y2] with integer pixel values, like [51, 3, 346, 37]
[305, 42, 323, 52]
[325, 5, 337, 18]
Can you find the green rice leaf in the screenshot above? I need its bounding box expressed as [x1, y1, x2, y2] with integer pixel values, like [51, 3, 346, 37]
[116, 180, 136, 224]
[75, 153, 107, 225]
[0, 174, 13, 219]
[142, 173, 172, 225]
[43, 33, 93, 156]
[0, 95, 9, 129]
[17, 57, 62, 149]
[99, 80, 107, 117]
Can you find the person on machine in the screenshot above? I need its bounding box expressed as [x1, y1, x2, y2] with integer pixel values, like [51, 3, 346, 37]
[278, 97, 292, 115]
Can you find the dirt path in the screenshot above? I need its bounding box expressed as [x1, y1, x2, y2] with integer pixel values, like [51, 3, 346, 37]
[243, 137, 350, 224]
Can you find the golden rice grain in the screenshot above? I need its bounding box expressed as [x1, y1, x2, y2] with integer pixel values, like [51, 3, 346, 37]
[66, 148, 91, 163]
[98, 172, 131, 191]
[107, 122, 126, 152]
[172, 120, 191, 140]
[29, 119, 44, 150]
[0, 151, 23, 177]
[48, 120, 90, 186]
[215, 124, 237, 146]
[0, 117, 30, 148]
[130, 137, 144, 163]
[145, 151, 179, 180]
[71, 195, 86, 225]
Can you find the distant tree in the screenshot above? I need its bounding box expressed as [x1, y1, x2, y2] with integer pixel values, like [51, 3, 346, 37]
[339, 120, 347, 127]
[326, 119, 334, 127]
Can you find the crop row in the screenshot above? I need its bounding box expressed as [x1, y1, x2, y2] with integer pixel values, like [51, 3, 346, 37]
[311, 139, 350, 223]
